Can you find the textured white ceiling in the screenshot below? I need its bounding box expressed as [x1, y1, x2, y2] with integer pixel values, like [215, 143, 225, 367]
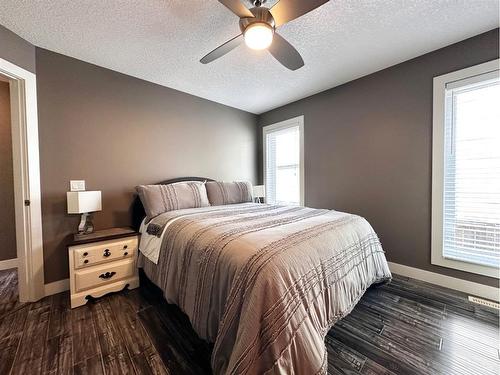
[0, 0, 498, 114]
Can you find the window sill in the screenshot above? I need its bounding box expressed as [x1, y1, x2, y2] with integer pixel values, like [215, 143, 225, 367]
[431, 252, 499, 279]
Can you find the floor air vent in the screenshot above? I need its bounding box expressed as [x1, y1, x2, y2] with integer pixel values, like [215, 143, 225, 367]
[468, 296, 500, 310]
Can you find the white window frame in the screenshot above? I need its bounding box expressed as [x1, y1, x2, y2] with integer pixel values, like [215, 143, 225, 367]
[263, 115, 305, 206]
[431, 59, 499, 279]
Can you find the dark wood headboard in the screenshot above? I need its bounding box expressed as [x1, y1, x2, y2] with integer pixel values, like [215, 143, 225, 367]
[131, 177, 214, 230]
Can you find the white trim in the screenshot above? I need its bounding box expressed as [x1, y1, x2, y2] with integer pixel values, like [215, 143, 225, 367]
[431, 59, 500, 279]
[0, 258, 18, 270]
[44, 278, 69, 297]
[0, 57, 45, 302]
[388, 262, 499, 302]
[262, 115, 305, 205]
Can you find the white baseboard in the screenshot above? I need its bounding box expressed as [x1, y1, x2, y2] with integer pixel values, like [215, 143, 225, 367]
[44, 278, 69, 297]
[40, 264, 500, 301]
[388, 262, 499, 302]
[0, 258, 18, 270]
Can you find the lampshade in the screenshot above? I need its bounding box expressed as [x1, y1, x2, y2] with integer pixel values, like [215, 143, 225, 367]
[67, 191, 102, 214]
[253, 185, 266, 198]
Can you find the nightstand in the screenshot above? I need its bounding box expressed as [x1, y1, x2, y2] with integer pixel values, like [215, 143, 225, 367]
[68, 227, 140, 308]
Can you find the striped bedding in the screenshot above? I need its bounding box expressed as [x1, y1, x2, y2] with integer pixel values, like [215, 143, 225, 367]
[138, 203, 391, 374]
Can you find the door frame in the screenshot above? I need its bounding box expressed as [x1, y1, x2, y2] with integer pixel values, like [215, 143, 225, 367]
[0, 57, 44, 302]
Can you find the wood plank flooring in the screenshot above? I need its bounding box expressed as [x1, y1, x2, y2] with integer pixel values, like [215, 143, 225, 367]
[0, 267, 498, 374]
[0, 268, 26, 319]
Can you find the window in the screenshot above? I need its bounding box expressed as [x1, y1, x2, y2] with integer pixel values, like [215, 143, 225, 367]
[432, 60, 500, 278]
[263, 116, 304, 205]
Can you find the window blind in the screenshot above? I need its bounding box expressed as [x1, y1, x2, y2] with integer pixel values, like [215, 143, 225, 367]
[442, 72, 500, 268]
[265, 125, 300, 205]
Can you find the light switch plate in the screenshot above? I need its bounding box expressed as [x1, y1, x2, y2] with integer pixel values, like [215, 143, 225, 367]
[70, 180, 85, 192]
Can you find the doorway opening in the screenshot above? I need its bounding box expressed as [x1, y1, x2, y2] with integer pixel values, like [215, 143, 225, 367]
[0, 75, 22, 314]
[0, 59, 44, 304]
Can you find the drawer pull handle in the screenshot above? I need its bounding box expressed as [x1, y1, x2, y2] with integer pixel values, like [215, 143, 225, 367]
[84, 259, 89, 264]
[99, 271, 116, 280]
[103, 249, 111, 257]
[124, 252, 128, 256]
[83, 252, 88, 257]
[123, 245, 128, 249]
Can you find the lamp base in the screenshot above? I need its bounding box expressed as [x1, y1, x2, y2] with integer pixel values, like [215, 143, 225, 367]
[77, 213, 95, 235]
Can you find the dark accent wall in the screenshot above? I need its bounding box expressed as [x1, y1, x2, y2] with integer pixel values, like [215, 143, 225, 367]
[258, 28, 499, 288]
[0, 25, 36, 73]
[0, 81, 17, 261]
[36, 48, 257, 283]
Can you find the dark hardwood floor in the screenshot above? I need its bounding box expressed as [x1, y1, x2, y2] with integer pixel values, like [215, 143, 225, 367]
[0, 267, 498, 374]
[0, 268, 26, 319]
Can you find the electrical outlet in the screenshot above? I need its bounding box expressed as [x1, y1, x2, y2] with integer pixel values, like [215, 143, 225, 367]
[70, 180, 85, 192]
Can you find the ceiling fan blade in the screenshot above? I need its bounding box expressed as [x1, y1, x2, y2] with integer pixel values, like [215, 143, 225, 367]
[218, 0, 254, 18]
[200, 34, 244, 64]
[270, 0, 329, 27]
[268, 32, 304, 71]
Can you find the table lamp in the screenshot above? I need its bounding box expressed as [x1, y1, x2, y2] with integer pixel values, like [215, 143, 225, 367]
[67, 191, 102, 234]
[253, 185, 265, 203]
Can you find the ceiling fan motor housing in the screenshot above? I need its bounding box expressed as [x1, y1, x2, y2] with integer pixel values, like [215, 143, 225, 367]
[239, 6, 275, 33]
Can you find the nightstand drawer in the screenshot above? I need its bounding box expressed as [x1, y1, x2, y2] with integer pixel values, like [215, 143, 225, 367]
[74, 258, 136, 292]
[74, 237, 138, 269]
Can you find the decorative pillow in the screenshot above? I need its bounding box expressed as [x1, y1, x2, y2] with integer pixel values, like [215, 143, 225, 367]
[136, 181, 209, 220]
[206, 181, 253, 206]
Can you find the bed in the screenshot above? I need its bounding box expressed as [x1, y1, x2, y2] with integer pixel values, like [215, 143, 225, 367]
[135, 177, 392, 375]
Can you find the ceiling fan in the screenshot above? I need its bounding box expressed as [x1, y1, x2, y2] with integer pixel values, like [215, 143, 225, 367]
[200, 0, 329, 70]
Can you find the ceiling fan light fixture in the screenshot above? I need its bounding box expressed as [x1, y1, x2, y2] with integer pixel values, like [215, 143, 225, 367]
[244, 22, 274, 50]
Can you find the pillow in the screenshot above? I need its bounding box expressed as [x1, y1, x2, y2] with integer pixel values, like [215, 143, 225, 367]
[206, 181, 253, 206]
[136, 181, 209, 220]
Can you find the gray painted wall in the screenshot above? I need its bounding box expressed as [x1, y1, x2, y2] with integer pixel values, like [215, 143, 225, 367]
[0, 25, 36, 73]
[2, 24, 498, 287]
[36, 48, 257, 283]
[258, 29, 499, 288]
[0, 81, 17, 261]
